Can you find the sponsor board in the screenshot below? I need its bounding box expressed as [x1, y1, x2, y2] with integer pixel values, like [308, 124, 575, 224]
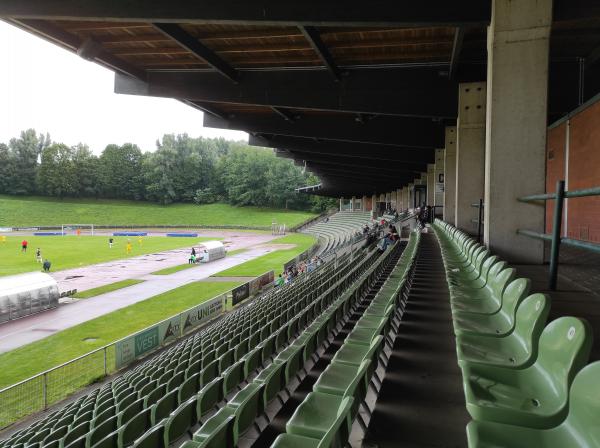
[115, 326, 159, 369]
[0, 227, 12, 232]
[180, 295, 224, 334]
[159, 316, 181, 346]
[232, 282, 250, 306]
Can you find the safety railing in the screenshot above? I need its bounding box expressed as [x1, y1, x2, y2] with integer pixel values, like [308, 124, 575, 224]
[518, 180, 600, 290]
[470, 199, 484, 242]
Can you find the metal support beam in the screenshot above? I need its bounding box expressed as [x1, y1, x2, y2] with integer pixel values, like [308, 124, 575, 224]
[153, 23, 239, 83]
[299, 26, 342, 81]
[271, 107, 298, 122]
[0, 1, 494, 27]
[449, 27, 464, 80]
[115, 68, 459, 119]
[204, 113, 445, 148]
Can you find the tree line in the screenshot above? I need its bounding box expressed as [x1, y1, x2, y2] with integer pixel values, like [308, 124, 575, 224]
[0, 129, 336, 212]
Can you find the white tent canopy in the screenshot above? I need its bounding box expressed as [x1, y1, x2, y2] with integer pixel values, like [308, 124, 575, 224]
[0, 272, 59, 323]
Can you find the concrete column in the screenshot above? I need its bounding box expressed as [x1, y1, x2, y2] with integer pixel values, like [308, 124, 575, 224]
[455, 82, 486, 232]
[371, 194, 377, 218]
[484, 0, 551, 263]
[444, 126, 457, 224]
[362, 195, 368, 211]
[350, 196, 355, 211]
[339, 197, 343, 212]
[427, 164, 435, 206]
[434, 148, 445, 208]
[408, 184, 414, 209]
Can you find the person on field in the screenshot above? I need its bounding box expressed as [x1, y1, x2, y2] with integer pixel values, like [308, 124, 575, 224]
[1, 235, 6, 243]
[108, 237, 114, 248]
[21, 239, 28, 253]
[35, 248, 42, 263]
[43, 259, 51, 272]
[189, 253, 196, 264]
[126, 240, 132, 255]
[138, 236, 143, 246]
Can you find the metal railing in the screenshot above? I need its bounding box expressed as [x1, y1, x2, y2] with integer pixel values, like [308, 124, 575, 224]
[470, 199, 484, 243]
[518, 180, 600, 290]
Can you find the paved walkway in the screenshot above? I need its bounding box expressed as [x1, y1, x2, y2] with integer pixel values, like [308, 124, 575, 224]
[0, 246, 277, 353]
[49, 231, 278, 294]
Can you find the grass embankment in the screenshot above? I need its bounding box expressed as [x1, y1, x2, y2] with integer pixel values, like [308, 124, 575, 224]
[213, 233, 316, 277]
[0, 195, 315, 228]
[0, 235, 216, 276]
[0, 281, 240, 388]
[72, 279, 145, 299]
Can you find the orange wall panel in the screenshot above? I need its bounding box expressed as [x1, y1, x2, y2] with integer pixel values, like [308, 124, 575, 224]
[545, 123, 567, 235]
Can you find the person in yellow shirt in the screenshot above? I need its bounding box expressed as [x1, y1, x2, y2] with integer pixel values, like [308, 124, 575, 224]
[137, 236, 143, 246]
[126, 240, 132, 255]
[0, 235, 6, 243]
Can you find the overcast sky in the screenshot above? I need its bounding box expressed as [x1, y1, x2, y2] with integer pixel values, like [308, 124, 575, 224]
[0, 21, 248, 154]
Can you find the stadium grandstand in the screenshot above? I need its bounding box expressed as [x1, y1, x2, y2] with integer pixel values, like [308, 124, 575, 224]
[2, 1, 600, 448]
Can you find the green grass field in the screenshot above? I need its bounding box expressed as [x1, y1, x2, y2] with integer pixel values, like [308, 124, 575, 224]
[0, 235, 216, 276]
[0, 281, 240, 389]
[213, 233, 316, 277]
[0, 196, 315, 228]
[72, 279, 145, 299]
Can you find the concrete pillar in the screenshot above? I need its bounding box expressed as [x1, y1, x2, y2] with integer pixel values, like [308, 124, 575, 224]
[434, 148, 445, 209]
[339, 197, 343, 212]
[484, 0, 551, 263]
[444, 126, 457, 224]
[427, 164, 435, 206]
[408, 184, 414, 209]
[455, 81, 486, 232]
[371, 194, 377, 218]
[362, 195, 368, 211]
[350, 196, 355, 211]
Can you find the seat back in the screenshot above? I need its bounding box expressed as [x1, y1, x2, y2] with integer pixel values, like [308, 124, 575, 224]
[565, 361, 600, 444]
[499, 278, 531, 324]
[193, 414, 235, 448]
[164, 397, 197, 445]
[197, 377, 224, 417]
[119, 407, 152, 447]
[228, 383, 265, 440]
[490, 268, 516, 300]
[342, 360, 370, 419]
[536, 317, 593, 400]
[256, 362, 286, 407]
[478, 255, 500, 284]
[319, 396, 354, 448]
[512, 294, 551, 364]
[131, 423, 165, 448]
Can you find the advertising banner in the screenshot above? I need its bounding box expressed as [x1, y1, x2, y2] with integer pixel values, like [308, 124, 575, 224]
[159, 316, 181, 346]
[249, 277, 261, 295]
[232, 282, 250, 306]
[115, 325, 159, 369]
[180, 295, 224, 334]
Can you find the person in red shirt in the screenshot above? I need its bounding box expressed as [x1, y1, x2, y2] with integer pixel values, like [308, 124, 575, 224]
[21, 240, 28, 253]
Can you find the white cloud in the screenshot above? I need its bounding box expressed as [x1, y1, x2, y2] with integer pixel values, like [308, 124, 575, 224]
[0, 21, 248, 153]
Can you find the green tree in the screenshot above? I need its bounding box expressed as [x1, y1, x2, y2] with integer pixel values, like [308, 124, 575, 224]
[0, 143, 12, 194]
[37, 143, 76, 198]
[71, 144, 99, 197]
[7, 129, 50, 195]
[98, 143, 144, 199]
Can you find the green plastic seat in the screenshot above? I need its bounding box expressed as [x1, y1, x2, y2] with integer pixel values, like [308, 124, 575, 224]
[87, 415, 117, 447]
[452, 278, 531, 337]
[179, 373, 201, 404]
[466, 361, 600, 448]
[275, 343, 304, 385]
[457, 294, 550, 368]
[241, 346, 262, 378]
[164, 397, 197, 445]
[193, 414, 235, 448]
[63, 421, 90, 448]
[450, 267, 515, 315]
[286, 393, 353, 443]
[270, 433, 323, 448]
[225, 382, 265, 441]
[332, 336, 383, 372]
[117, 407, 152, 447]
[200, 360, 219, 387]
[222, 360, 245, 396]
[131, 423, 165, 448]
[253, 361, 286, 407]
[91, 430, 118, 448]
[118, 397, 145, 426]
[197, 377, 224, 418]
[166, 371, 186, 392]
[143, 384, 166, 408]
[218, 349, 235, 373]
[313, 360, 370, 419]
[151, 389, 178, 425]
[462, 317, 593, 429]
[344, 319, 386, 346]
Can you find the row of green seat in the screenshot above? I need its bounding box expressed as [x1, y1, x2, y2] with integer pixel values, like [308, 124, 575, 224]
[433, 219, 599, 448]
[0, 250, 366, 448]
[178, 240, 407, 447]
[304, 211, 372, 254]
[271, 231, 421, 448]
